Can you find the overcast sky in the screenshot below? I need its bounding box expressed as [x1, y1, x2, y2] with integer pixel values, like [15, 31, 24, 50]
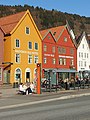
[0, 0, 90, 17]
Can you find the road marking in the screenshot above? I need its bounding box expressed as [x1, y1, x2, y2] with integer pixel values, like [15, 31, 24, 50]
[0, 93, 90, 110]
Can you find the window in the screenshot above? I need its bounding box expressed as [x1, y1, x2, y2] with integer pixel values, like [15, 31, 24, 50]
[84, 53, 86, 58]
[52, 46, 55, 53]
[28, 55, 32, 64]
[62, 48, 66, 54]
[79, 52, 80, 58]
[28, 42, 32, 49]
[84, 61, 86, 67]
[15, 68, 21, 80]
[52, 58, 56, 64]
[87, 53, 88, 58]
[82, 44, 84, 49]
[59, 58, 66, 65]
[48, 36, 50, 39]
[59, 58, 63, 65]
[26, 27, 30, 34]
[81, 53, 83, 58]
[16, 39, 20, 48]
[64, 37, 67, 42]
[71, 59, 74, 66]
[16, 54, 20, 63]
[44, 44, 47, 52]
[79, 61, 80, 67]
[63, 59, 66, 65]
[70, 48, 74, 55]
[34, 56, 38, 63]
[81, 61, 83, 67]
[35, 43, 38, 50]
[58, 47, 61, 54]
[44, 58, 47, 64]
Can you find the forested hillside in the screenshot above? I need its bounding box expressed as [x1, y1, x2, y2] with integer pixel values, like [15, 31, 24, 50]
[0, 4, 90, 36]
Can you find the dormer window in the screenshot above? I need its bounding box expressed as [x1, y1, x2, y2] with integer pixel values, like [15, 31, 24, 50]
[26, 27, 30, 34]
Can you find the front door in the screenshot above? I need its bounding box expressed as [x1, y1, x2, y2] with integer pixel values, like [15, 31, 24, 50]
[26, 72, 30, 82]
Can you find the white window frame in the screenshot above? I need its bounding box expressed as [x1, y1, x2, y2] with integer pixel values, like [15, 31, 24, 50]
[15, 39, 20, 48]
[15, 54, 20, 63]
[44, 58, 47, 64]
[64, 37, 67, 42]
[15, 68, 22, 81]
[59, 58, 63, 65]
[28, 54, 32, 64]
[34, 42, 38, 50]
[28, 42, 32, 50]
[25, 27, 30, 35]
[52, 58, 56, 64]
[34, 56, 38, 64]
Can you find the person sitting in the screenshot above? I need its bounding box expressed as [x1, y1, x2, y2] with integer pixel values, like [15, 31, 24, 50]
[18, 83, 27, 95]
[26, 83, 32, 95]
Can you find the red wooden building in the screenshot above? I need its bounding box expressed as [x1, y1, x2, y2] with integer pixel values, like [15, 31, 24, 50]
[40, 25, 77, 85]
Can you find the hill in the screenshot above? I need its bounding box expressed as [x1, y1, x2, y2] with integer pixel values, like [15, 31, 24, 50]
[0, 4, 90, 36]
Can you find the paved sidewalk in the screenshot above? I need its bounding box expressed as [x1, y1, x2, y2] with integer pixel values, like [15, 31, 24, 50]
[0, 87, 90, 98]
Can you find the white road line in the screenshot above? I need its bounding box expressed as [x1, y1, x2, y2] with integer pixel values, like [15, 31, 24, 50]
[0, 93, 90, 110]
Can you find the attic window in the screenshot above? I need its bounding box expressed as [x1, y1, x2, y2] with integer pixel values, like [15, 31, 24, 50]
[48, 36, 50, 39]
[26, 27, 30, 34]
[53, 32, 56, 36]
[64, 37, 67, 42]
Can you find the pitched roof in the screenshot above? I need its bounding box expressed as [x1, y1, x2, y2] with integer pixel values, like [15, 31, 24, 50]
[40, 26, 65, 40]
[0, 11, 25, 34]
[76, 31, 86, 47]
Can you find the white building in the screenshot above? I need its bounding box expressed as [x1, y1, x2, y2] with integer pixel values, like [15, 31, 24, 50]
[77, 32, 90, 79]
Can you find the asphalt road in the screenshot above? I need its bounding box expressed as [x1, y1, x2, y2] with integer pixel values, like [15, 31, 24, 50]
[0, 95, 90, 120]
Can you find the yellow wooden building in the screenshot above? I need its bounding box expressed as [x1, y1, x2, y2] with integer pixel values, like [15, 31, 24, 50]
[0, 10, 42, 85]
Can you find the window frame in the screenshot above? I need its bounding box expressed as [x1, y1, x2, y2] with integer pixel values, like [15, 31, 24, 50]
[15, 54, 20, 63]
[28, 42, 32, 50]
[25, 27, 30, 35]
[15, 39, 20, 48]
[34, 42, 38, 50]
[28, 54, 32, 64]
[34, 55, 38, 64]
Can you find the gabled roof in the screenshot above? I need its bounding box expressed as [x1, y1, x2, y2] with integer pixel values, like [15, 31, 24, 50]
[0, 11, 25, 35]
[40, 30, 56, 42]
[0, 10, 42, 40]
[76, 31, 86, 47]
[40, 24, 77, 48]
[40, 25, 65, 41]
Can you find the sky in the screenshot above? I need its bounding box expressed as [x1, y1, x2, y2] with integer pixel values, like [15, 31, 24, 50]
[0, 0, 90, 17]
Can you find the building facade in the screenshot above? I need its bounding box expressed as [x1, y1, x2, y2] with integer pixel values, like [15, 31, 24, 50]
[41, 25, 77, 85]
[76, 32, 90, 79]
[0, 10, 42, 85]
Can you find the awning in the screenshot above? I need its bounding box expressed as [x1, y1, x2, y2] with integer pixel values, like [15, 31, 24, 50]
[52, 69, 77, 73]
[43, 68, 77, 73]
